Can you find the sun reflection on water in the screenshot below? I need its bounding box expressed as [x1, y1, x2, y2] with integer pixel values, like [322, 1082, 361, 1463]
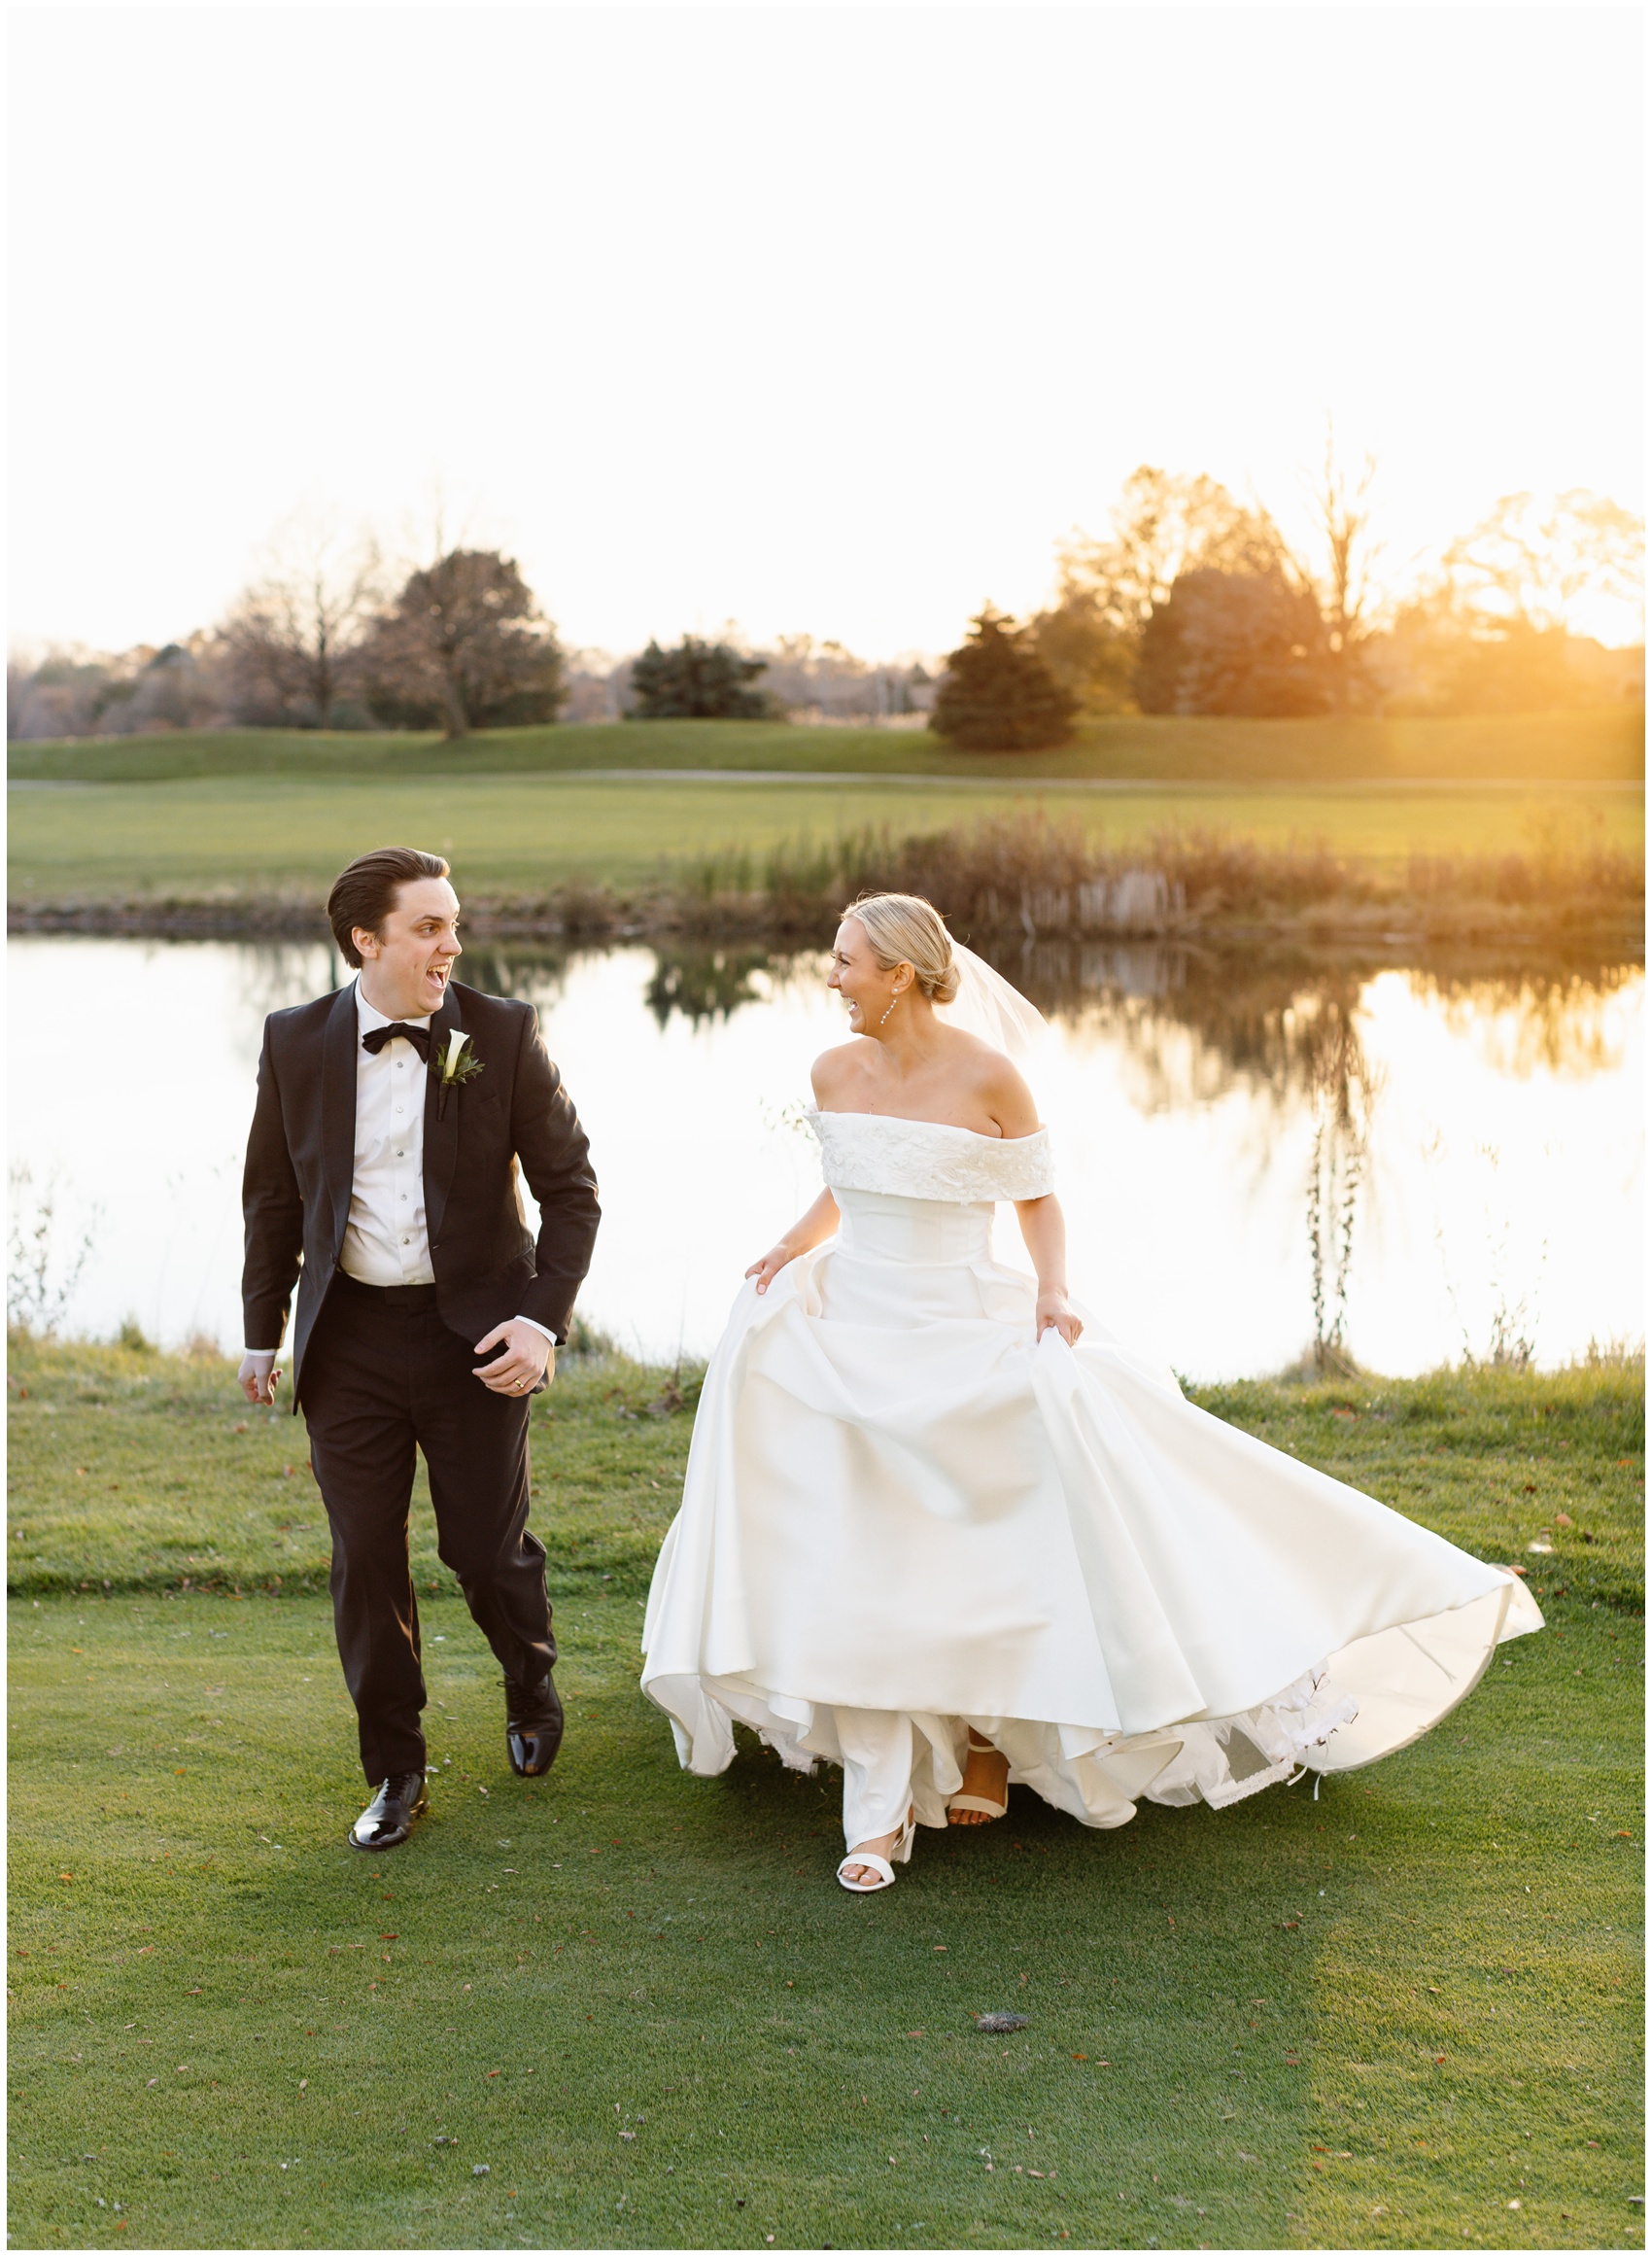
[6, 936, 1642, 1380]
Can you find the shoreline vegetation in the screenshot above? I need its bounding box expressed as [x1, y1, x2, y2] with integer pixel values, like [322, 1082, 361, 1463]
[10, 810, 1643, 952]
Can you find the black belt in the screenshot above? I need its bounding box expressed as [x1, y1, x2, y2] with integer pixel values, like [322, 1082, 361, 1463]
[333, 1273, 439, 1311]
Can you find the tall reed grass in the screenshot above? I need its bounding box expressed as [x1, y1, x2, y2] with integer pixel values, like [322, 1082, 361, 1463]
[671, 811, 1643, 939]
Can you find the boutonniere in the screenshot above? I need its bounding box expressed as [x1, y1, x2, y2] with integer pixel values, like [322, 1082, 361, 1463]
[429, 1028, 483, 1119]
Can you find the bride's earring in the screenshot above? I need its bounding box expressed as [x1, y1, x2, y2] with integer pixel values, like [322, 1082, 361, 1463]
[877, 992, 899, 1028]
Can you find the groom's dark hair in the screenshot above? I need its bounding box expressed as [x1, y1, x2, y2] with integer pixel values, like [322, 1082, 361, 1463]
[328, 847, 452, 967]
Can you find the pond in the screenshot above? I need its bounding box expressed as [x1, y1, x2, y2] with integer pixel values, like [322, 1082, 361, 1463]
[7, 934, 1643, 1379]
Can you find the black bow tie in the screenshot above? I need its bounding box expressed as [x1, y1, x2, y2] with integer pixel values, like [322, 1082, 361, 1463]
[361, 1022, 431, 1061]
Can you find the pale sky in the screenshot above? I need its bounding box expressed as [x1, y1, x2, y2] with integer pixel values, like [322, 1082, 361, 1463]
[8, 5, 1645, 663]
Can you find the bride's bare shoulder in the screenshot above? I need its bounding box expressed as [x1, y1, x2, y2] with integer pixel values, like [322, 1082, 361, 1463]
[943, 1026, 1040, 1133]
[810, 1044, 863, 1101]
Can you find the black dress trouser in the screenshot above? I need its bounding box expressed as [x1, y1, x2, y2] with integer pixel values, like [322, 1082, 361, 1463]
[300, 1273, 556, 1783]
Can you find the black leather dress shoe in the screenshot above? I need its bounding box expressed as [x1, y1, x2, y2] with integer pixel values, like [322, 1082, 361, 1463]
[505, 1671, 564, 1778]
[349, 1770, 430, 1852]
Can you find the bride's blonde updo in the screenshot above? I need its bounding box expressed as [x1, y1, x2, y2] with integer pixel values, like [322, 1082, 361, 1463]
[843, 891, 961, 1006]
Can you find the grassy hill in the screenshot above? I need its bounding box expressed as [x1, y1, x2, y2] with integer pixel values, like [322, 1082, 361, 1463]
[9, 706, 1645, 786]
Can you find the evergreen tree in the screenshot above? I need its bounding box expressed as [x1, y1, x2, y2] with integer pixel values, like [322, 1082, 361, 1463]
[628, 636, 775, 719]
[931, 607, 1079, 753]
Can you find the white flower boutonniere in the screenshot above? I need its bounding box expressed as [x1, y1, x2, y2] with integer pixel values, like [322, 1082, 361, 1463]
[430, 1028, 483, 1119]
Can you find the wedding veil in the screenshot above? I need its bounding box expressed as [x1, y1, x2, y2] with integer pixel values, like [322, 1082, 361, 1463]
[934, 942, 1048, 1061]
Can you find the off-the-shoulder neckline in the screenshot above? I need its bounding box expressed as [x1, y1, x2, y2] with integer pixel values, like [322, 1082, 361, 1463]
[806, 1107, 1048, 1147]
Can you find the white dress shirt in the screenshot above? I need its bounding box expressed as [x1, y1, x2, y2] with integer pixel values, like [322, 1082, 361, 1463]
[342, 983, 438, 1286]
[242, 978, 553, 1355]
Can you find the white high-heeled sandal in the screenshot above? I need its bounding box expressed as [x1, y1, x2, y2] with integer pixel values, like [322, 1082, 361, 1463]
[837, 1808, 916, 1893]
[947, 1730, 1010, 1823]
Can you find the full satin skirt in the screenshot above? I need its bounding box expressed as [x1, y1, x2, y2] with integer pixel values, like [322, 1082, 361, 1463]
[640, 1190, 1542, 1843]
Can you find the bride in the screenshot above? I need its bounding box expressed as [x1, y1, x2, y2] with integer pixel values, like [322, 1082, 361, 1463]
[640, 892, 1542, 1892]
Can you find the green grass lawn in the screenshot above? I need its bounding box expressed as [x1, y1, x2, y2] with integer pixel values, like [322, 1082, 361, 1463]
[8, 772, 1643, 908]
[9, 709, 1646, 786]
[7, 1338, 1643, 2249]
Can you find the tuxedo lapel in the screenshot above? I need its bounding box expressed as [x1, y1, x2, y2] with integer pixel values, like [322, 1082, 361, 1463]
[423, 984, 463, 1250]
[321, 982, 360, 1259]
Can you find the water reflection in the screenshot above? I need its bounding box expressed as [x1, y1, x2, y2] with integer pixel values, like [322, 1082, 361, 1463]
[6, 934, 1642, 1379]
[642, 948, 778, 1028]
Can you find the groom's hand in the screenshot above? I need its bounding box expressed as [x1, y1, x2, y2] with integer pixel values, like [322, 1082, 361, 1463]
[238, 1351, 280, 1406]
[473, 1319, 555, 1397]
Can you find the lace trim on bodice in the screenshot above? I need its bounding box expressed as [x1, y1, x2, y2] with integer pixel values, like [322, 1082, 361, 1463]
[807, 1108, 1055, 1204]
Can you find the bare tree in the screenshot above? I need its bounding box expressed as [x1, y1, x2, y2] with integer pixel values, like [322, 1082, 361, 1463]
[1444, 490, 1644, 636]
[220, 512, 382, 728]
[1298, 428, 1382, 709]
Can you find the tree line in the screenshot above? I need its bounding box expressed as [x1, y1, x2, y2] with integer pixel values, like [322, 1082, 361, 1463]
[7, 459, 1642, 748]
[1017, 461, 1642, 731]
[6, 532, 934, 743]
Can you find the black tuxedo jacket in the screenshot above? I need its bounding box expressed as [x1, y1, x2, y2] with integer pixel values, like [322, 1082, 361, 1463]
[241, 978, 601, 1404]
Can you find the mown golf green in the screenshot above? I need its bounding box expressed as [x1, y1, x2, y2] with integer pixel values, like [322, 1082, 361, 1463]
[8, 1337, 1643, 2249]
[8, 772, 1642, 910]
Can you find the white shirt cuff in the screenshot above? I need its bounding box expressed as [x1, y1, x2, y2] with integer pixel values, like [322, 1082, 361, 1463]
[515, 1315, 558, 1347]
[243, 1348, 278, 1364]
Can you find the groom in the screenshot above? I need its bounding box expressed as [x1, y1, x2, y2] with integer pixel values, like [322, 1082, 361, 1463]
[238, 846, 601, 1853]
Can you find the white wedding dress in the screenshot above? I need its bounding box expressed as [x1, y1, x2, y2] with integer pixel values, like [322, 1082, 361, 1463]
[640, 1109, 1543, 1848]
